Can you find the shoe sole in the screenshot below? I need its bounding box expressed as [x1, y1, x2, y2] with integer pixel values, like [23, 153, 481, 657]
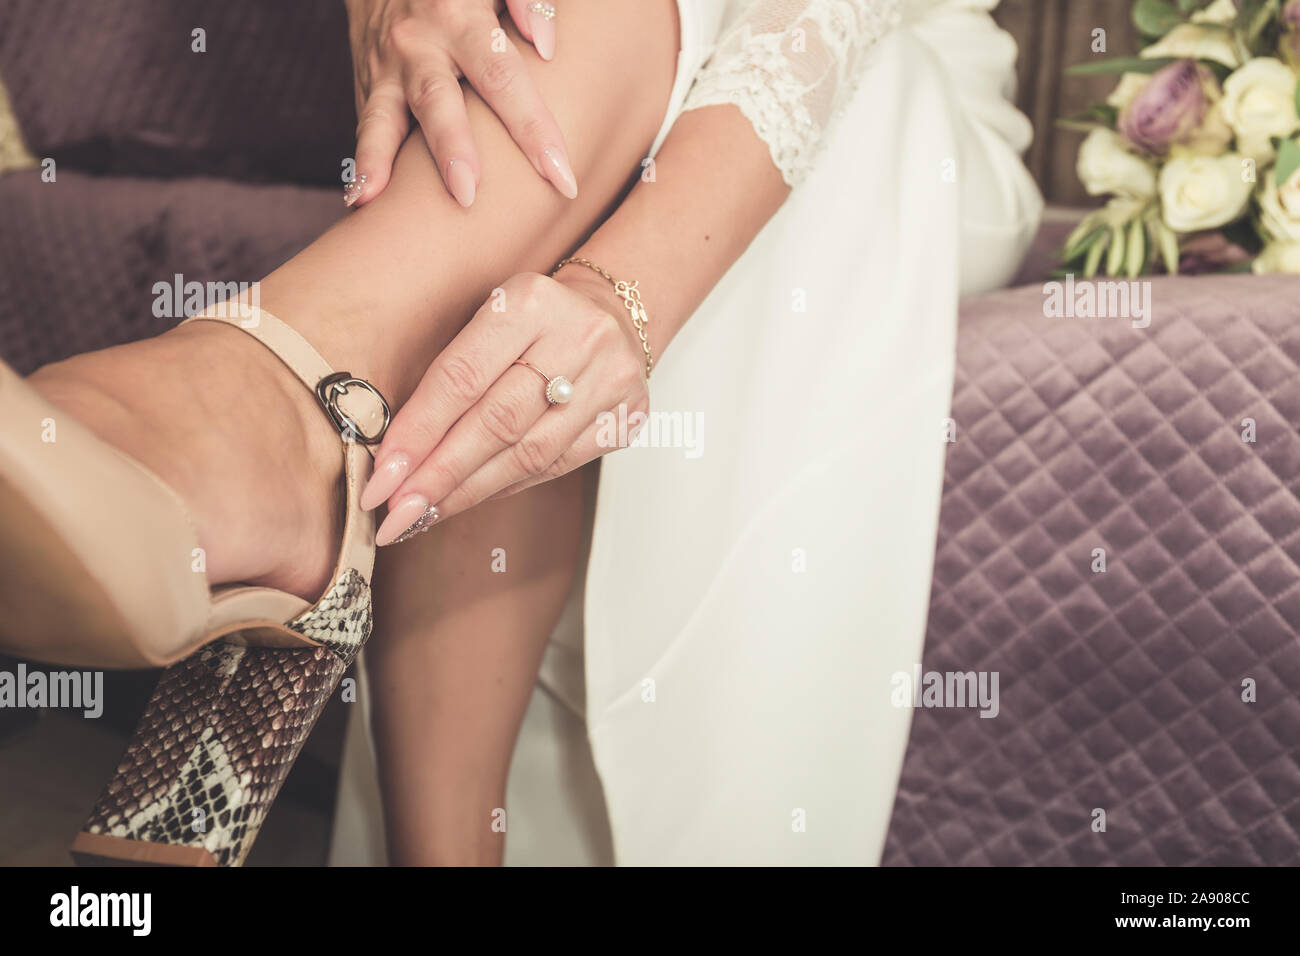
[69, 832, 218, 867]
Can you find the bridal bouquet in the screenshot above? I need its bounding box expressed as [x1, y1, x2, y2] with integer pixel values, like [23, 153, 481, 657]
[1061, 0, 1300, 275]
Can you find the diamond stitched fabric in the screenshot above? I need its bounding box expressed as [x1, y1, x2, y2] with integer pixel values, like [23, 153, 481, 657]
[883, 277, 1300, 866]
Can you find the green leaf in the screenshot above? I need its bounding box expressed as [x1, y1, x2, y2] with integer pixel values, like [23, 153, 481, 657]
[1126, 218, 1148, 276]
[1235, 0, 1280, 55]
[1176, 0, 1199, 12]
[1065, 56, 1177, 76]
[1058, 103, 1120, 128]
[1055, 119, 1111, 134]
[1064, 229, 1105, 264]
[1201, 58, 1234, 83]
[1158, 222, 1181, 275]
[1084, 233, 1110, 277]
[1063, 214, 1102, 254]
[1134, 0, 1183, 37]
[1107, 225, 1128, 275]
[1276, 137, 1300, 187]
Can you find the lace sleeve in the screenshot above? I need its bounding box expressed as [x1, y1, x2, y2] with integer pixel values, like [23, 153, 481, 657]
[681, 0, 902, 186]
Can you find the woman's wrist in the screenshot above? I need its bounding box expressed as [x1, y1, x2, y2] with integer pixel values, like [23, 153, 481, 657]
[553, 262, 620, 316]
[552, 258, 657, 377]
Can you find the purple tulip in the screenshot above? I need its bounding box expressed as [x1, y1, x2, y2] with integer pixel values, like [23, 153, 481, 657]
[1118, 59, 1211, 155]
[1284, 0, 1300, 27]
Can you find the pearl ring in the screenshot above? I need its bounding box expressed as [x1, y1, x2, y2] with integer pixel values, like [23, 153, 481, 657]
[512, 360, 574, 405]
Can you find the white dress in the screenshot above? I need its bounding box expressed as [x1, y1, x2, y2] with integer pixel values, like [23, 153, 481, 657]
[330, 0, 1043, 866]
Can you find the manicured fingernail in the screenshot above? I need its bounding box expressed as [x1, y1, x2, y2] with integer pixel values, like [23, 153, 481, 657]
[446, 159, 476, 208]
[542, 146, 577, 199]
[360, 451, 411, 511]
[343, 172, 368, 207]
[376, 494, 439, 547]
[528, 2, 557, 60]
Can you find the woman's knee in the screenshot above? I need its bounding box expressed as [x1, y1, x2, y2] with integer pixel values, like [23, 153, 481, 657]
[461, 0, 680, 195]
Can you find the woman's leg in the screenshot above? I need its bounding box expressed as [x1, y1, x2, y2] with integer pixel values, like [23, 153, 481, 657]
[367, 467, 587, 865]
[26, 0, 679, 601]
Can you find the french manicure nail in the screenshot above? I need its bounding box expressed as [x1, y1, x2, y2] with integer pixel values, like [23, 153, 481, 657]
[376, 493, 439, 547]
[446, 159, 476, 208]
[528, 2, 557, 60]
[360, 451, 411, 511]
[542, 146, 578, 199]
[343, 172, 368, 207]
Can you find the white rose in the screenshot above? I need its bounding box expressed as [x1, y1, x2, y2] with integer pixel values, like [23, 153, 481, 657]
[1077, 128, 1158, 198]
[1191, 0, 1238, 26]
[1107, 73, 1150, 111]
[1141, 24, 1243, 69]
[1159, 153, 1253, 231]
[1252, 241, 1300, 273]
[1221, 57, 1300, 162]
[1257, 166, 1300, 241]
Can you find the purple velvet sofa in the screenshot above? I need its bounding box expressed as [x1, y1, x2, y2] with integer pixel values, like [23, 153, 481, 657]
[883, 274, 1300, 865]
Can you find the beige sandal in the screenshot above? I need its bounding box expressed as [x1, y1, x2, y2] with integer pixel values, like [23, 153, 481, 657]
[0, 305, 389, 866]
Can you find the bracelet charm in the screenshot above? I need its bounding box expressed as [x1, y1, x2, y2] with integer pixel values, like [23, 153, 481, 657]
[554, 257, 654, 379]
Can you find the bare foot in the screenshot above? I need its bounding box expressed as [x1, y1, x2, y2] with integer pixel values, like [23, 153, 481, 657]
[28, 321, 345, 602]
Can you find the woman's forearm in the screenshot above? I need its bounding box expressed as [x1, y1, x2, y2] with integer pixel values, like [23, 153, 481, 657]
[556, 103, 791, 363]
[254, 0, 680, 406]
[361, 100, 797, 522]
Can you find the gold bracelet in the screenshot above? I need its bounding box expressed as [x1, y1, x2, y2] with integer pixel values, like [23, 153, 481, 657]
[552, 256, 654, 379]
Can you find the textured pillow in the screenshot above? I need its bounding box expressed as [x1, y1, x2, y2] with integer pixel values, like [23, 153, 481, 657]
[0, 0, 353, 183]
[0, 169, 341, 373]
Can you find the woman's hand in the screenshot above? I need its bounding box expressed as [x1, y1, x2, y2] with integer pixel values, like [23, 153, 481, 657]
[343, 0, 576, 208]
[360, 271, 650, 544]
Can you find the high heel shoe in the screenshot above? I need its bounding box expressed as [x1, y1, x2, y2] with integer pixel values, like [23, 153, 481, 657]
[0, 305, 390, 866]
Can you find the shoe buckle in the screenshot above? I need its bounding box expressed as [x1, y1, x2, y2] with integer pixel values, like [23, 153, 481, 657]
[315, 372, 391, 445]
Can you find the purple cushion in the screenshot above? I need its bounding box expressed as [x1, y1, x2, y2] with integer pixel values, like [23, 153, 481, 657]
[885, 275, 1300, 865]
[0, 169, 341, 373]
[0, 0, 353, 183]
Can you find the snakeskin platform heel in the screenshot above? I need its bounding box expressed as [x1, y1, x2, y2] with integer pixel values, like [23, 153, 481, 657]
[0, 306, 389, 866]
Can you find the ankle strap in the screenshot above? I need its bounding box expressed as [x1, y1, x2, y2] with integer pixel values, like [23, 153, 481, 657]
[184, 306, 390, 451]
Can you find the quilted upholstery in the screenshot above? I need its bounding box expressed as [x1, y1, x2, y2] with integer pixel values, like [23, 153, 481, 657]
[0, 0, 350, 375]
[0, 170, 341, 374]
[0, 0, 353, 183]
[883, 276, 1300, 865]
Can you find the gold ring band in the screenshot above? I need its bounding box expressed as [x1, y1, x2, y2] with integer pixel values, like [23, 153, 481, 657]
[512, 359, 574, 405]
[512, 359, 551, 384]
